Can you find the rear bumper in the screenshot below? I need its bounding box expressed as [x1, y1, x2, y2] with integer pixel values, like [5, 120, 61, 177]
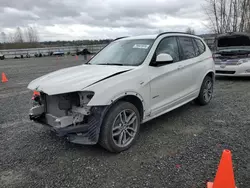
[29, 106, 108, 145]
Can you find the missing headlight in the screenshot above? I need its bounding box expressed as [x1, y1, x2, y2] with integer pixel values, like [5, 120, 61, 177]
[58, 92, 80, 110]
[87, 94, 94, 100]
[78, 91, 94, 106]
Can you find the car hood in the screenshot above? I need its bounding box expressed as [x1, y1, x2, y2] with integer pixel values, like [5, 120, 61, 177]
[27, 64, 134, 95]
[216, 33, 250, 51]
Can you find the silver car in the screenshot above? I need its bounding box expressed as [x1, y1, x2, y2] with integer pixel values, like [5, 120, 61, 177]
[214, 32, 250, 76]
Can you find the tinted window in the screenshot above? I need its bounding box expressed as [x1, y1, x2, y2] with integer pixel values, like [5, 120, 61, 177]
[195, 38, 206, 54]
[192, 39, 200, 56]
[156, 37, 180, 62]
[178, 37, 196, 59]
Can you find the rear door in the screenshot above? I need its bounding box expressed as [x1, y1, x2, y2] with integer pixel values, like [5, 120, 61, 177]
[193, 38, 210, 87]
[177, 36, 205, 93]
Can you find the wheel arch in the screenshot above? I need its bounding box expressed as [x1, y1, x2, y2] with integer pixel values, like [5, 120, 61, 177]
[206, 71, 215, 82]
[201, 70, 215, 86]
[196, 70, 215, 95]
[98, 96, 143, 152]
[104, 93, 145, 121]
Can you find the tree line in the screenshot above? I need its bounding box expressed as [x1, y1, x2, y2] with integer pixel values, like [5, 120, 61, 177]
[185, 0, 250, 35]
[0, 26, 40, 49]
[0, 26, 113, 50]
[204, 0, 250, 34]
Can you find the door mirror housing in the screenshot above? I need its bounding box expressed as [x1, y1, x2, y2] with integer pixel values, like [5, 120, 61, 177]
[151, 53, 173, 66]
[156, 53, 173, 63]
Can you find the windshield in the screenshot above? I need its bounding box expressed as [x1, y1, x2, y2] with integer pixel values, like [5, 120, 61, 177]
[88, 39, 154, 66]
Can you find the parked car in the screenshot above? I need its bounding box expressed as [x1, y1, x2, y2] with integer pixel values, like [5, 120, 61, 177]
[26, 53, 31, 58]
[27, 32, 215, 153]
[0, 53, 5, 60]
[53, 51, 64, 56]
[76, 48, 91, 55]
[214, 32, 250, 76]
[34, 52, 43, 57]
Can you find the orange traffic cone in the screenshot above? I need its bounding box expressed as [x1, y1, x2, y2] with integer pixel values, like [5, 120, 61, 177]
[2, 72, 8, 83]
[207, 149, 237, 188]
[75, 55, 78, 60]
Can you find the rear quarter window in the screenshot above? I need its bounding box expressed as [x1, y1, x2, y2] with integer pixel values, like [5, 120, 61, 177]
[192, 39, 200, 56]
[195, 38, 206, 54]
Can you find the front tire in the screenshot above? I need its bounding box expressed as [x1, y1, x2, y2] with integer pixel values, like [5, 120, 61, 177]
[195, 75, 213, 105]
[99, 101, 141, 153]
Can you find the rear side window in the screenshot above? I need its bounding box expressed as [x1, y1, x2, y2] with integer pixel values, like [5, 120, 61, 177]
[178, 37, 196, 59]
[195, 38, 206, 54]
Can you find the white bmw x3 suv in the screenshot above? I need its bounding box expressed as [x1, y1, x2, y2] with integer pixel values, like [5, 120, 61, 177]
[28, 32, 215, 152]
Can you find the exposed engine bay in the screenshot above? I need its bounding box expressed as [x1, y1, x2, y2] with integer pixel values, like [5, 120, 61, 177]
[214, 32, 250, 76]
[213, 49, 250, 64]
[214, 33, 250, 64]
[29, 91, 108, 144]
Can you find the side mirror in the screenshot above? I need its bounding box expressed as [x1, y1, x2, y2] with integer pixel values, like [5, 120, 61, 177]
[156, 53, 173, 64]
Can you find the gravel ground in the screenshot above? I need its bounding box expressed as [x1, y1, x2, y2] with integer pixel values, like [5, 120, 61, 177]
[1, 57, 250, 188]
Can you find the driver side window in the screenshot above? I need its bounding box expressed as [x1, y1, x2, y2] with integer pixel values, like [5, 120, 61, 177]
[156, 37, 180, 63]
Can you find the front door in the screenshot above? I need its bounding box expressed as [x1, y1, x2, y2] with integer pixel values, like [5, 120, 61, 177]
[148, 36, 190, 116]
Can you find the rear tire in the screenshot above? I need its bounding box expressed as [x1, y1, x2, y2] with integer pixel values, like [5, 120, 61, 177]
[99, 101, 140, 153]
[195, 75, 213, 105]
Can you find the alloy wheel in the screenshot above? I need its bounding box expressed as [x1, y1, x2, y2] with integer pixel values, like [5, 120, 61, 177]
[203, 80, 213, 102]
[112, 109, 138, 147]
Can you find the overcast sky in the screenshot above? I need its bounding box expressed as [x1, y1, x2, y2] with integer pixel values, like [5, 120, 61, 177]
[0, 0, 209, 41]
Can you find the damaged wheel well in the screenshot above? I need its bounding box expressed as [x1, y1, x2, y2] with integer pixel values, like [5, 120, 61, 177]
[116, 95, 144, 120]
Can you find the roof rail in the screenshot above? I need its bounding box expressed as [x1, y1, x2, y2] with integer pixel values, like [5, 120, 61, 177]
[156, 32, 198, 38]
[114, 36, 129, 41]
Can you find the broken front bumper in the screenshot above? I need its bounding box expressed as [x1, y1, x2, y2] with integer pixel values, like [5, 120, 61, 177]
[29, 106, 108, 145]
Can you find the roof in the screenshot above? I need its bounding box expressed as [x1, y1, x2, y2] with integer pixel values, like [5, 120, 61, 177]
[117, 32, 201, 41]
[119, 34, 158, 40]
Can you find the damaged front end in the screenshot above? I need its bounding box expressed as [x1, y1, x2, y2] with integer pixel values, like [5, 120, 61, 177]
[29, 91, 108, 145]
